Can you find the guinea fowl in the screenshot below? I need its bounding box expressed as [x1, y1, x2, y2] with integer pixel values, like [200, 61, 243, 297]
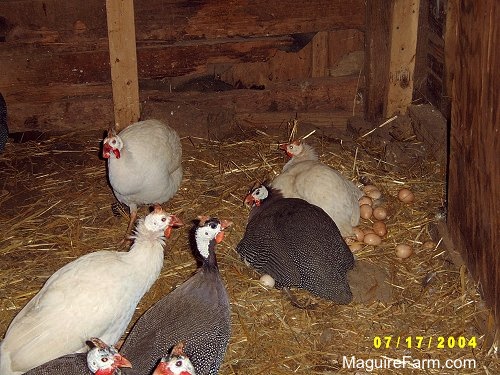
[236, 184, 355, 305]
[120, 217, 232, 375]
[0, 206, 182, 375]
[271, 139, 363, 237]
[25, 337, 132, 375]
[153, 342, 196, 375]
[103, 119, 183, 242]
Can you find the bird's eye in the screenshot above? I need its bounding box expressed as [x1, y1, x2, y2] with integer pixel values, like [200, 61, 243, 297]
[162, 217, 167, 222]
[255, 189, 260, 195]
[289, 145, 294, 149]
[176, 360, 183, 367]
[102, 357, 109, 363]
[209, 222, 217, 229]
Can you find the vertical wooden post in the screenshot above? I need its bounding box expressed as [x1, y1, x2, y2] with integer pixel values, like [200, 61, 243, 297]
[386, 0, 421, 116]
[106, 0, 140, 131]
[365, 0, 394, 120]
[311, 31, 329, 77]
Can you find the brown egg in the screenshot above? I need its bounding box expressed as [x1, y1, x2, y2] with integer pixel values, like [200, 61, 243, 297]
[363, 233, 382, 245]
[359, 204, 373, 219]
[349, 242, 364, 252]
[372, 221, 387, 237]
[395, 244, 413, 259]
[372, 206, 388, 220]
[353, 227, 365, 242]
[364, 185, 382, 200]
[398, 188, 415, 203]
[358, 195, 373, 206]
[422, 241, 436, 249]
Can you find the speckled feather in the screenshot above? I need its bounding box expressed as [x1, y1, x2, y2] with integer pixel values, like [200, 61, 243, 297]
[23, 354, 91, 375]
[237, 186, 355, 304]
[120, 220, 231, 375]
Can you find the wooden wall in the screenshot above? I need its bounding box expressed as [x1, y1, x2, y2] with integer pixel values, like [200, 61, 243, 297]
[0, 0, 366, 137]
[446, 0, 499, 330]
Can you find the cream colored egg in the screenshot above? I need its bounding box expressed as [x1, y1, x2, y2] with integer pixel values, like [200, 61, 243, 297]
[372, 220, 387, 237]
[398, 188, 415, 203]
[349, 242, 364, 252]
[372, 206, 387, 220]
[364, 185, 382, 200]
[358, 195, 373, 206]
[395, 244, 413, 259]
[363, 233, 382, 245]
[359, 204, 373, 219]
[353, 227, 365, 242]
[259, 274, 275, 288]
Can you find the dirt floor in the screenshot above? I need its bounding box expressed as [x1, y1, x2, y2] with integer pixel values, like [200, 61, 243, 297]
[0, 119, 498, 374]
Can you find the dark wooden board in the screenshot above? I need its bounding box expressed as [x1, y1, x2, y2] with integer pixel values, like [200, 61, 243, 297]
[0, 0, 365, 43]
[447, 0, 500, 331]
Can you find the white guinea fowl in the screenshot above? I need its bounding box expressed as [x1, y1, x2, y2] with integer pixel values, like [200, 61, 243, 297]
[153, 342, 196, 375]
[0, 206, 182, 375]
[103, 119, 183, 241]
[271, 139, 363, 237]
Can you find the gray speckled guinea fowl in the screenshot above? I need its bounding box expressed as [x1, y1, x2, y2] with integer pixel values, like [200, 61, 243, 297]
[120, 217, 232, 375]
[0, 93, 8, 152]
[24, 338, 131, 375]
[236, 184, 355, 304]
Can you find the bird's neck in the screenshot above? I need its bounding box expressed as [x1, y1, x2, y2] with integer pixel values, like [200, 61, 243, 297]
[200, 240, 219, 272]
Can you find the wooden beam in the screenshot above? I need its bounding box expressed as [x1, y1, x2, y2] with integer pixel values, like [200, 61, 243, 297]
[386, 0, 421, 116]
[106, 0, 140, 130]
[365, 0, 393, 121]
[311, 32, 329, 77]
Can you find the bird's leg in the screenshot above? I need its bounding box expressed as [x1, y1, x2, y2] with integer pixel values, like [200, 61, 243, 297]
[119, 209, 138, 248]
[282, 287, 317, 310]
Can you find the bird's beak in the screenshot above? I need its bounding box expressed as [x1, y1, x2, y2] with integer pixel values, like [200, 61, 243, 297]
[215, 220, 233, 243]
[113, 353, 132, 369]
[164, 215, 183, 238]
[279, 143, 288, 151]
[244, 194, 256, 206]
[152, 360, 168, 375]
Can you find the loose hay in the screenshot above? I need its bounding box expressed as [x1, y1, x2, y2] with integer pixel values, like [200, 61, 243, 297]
[0, 127, 497, 374]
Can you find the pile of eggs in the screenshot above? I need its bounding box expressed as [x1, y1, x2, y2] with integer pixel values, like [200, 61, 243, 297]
[350, 184, 415, 259]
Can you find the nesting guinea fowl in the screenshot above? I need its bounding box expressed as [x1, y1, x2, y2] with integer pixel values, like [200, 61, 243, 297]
[103, 119, 183, 241]
[0, 206, 181, 375]
[271, 139, 363, 237]
[120, 217, 232, 375]
[153, 342, 196, 375]
[236, 184, 355, 304]
[24, 338, 132, 375]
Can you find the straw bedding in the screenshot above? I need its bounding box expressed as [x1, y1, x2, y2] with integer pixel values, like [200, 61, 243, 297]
[0, 124, 497, 374]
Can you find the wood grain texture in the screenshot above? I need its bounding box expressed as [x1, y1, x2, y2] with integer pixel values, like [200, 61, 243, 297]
[365, 0, 393, 120]
[106, 0, 140, 129]
[386, 0, 421, 116]
[447, 0, 500, 330]
[0, 0, 364, 44]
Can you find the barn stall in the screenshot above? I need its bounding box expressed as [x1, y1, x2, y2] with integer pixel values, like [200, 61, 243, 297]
[0, 0, 498, 374]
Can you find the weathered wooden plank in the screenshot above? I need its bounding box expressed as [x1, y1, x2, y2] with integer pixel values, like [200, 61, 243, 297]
[365, 0, 393, 120]
[0, 37, 295, 90]
[446, 0, 500, 331]
[311, 31, 329, 78]
[106, 0, 140, 129]
[386, 0, 421, 116]
[4, 75, 359, 134]
[0, 0, 365, 44]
